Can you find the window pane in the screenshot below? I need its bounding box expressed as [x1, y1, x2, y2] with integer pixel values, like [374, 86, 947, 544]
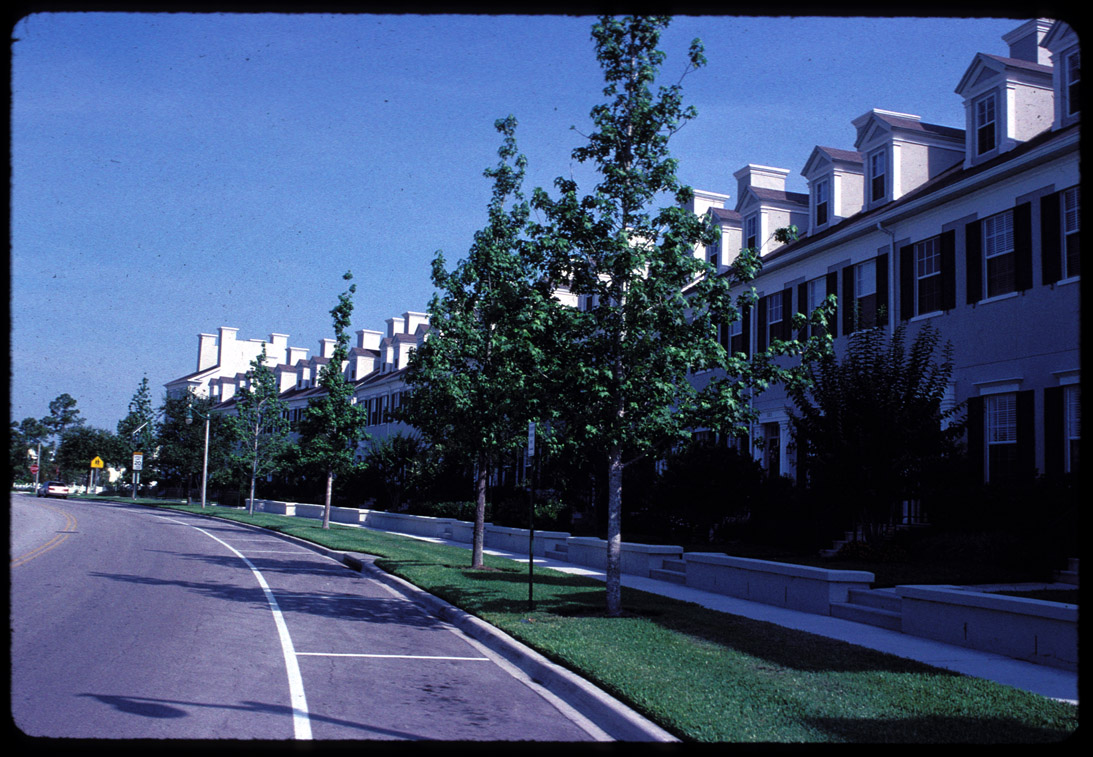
[986, 251, 1016, 297]
[987, 394, 1017, 443]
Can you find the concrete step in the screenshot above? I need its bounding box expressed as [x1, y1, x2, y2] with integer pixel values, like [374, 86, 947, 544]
[846, 587, 902, 613]
[830, 601, 902, 631]
[649, 567, 687, 585]
[1054, 558, 1079, 586]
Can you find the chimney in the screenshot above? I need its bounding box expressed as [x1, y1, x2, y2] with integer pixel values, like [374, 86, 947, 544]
[217, 327, 238, 370]
[356, 329, 382, 351]
[733, 164, 789, 203]
[288, 346, 309, 365]
[686, 189, 731, 216]
[198, 333, 218, 372]
[1003, 19, 1053, 65]
[320, 338, 336, 359]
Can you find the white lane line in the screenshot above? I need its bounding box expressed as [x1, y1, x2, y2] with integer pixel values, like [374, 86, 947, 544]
[296, 652, 489, 660]
[185, 524, 313, 741]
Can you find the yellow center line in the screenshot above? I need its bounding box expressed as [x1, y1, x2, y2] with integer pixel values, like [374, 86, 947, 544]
[12, 501, 78, 567]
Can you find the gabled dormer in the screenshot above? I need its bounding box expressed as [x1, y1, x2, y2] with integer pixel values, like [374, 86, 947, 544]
[801, 146, 863, 236]
[955, 19, 1055, 168]
[852, 109, 964, 210]
[686, 189, 738, 270]
[733, 165, 808, 256]
[1041, 20, 1080, 131]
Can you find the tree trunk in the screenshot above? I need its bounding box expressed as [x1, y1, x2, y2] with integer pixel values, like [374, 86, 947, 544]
[472, 454, 488, 569]
[322, 468, 333, 529]
[605, 445, 624, 617]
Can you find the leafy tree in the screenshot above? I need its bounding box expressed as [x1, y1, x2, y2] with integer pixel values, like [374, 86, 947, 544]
[356, 433, 434, 512]
[42, 393, 85, 450]
[157, 390, 232, 503]
[787, 322, 965, 542]
[401, 115, 554, 568]
[56, 426, 126, 485]
[117, 376, 157, 452]
[11, 417, 52, 485]
[529, 16, 825, 615]
[297, 272, 370, 528]
[226, 347, 292, 514]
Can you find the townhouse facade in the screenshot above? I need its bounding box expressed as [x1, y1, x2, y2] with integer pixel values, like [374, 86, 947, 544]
[689, 18, 1080, 486]
[165, 311, 430, 447]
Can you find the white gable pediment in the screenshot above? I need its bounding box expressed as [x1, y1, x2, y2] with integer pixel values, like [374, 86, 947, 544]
[801, 148, 832, 179]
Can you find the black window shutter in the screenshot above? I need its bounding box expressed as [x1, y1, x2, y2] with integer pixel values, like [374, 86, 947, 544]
[940, 230, 956, 311]
[741, 304, 751, 359]
[826, 271, 838, 338]
[875, 253, 889, 327]
[967, 396, 985, 483]
[899, 244, 915, 321]
[1041, 192, 1062, 285]
[1016, 389, 1035, 480]
[1044, 386, 1065, 478]
[781, 288, 794, 341]
[965, 220, 983, 304]
[757, 296, 768, 353]
[842, 266, 855, 335]
[797, 281, 808, 341]
[1014, 202, 1033, 291]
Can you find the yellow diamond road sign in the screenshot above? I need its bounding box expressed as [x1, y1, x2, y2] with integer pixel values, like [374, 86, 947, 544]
[90, 456, 104, 469]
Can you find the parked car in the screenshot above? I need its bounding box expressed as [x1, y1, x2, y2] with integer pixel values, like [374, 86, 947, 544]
[36, 481, 70, 499]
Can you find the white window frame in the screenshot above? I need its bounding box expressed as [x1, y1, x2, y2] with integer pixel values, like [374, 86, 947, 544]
[1065, 384, 1080, 473]
[707, 231, 721, 267]
[983, 210, 1016, 298]
[974, 92, 997, 155]
[1063, 185, 1080, 279]
[745, 214, 759, 251]
[1065, 50, 1081, 117]
[986, 393, 1018, 482]
[767, 292, 783, 326]
[869, 149, 886, 202]
[814, 178, 830, 227]
[914, 236, 943, 315]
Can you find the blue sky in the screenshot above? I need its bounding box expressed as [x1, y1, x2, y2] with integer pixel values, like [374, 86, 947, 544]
[10, 12, 1026, 431]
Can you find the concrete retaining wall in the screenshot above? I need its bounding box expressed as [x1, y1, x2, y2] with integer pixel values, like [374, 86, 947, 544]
[896, 585, 1078, 670]
[566, 536, 684, 577]
[684, 552, 875, 615]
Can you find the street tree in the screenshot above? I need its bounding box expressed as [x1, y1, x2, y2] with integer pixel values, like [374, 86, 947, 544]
[787, 322, 965, 542]
[401, 115, 555, 568]
[529, 16, 826, 616]
[56, 426, 126, 486]
[117, 376, 158, 470]
[42, 393, 84, 444]
[12, 417, 52, 485]
[158, 390, 231, 503]
[297, 272, 370, 529]
[226, 347, 292, 514]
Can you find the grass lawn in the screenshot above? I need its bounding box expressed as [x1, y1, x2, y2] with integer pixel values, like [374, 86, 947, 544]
[145, 502, 1077, 743]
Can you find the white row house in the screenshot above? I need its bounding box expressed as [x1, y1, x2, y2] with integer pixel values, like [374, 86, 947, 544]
[166, 311, 431, 446]
[687, 18, 1080, 485]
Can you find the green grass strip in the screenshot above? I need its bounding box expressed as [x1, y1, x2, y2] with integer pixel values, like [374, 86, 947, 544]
[153, 503, 1077, 743]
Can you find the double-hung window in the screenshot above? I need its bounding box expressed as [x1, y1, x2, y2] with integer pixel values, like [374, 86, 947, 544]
[855, 258, 878, 328]
[707, 232, 721, 268]
[745, 214, 759, 251]
[767, 293, 783, 344]
[914, 236, 943, 315]
[1065, 50, 1081, 117]
[986, 393, 1018, 482]
[869, 150, 886, 203]
[983, 210, 1016, 297]
[806, 277, 827, 337]
[975, 93, 997, 155]
[1064, 186, 1080, 278]
[814, 178, 830, 227]
[1065, 385, 1081, 473]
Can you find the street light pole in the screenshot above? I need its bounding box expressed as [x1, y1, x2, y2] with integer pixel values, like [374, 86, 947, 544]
[185, 403, 211, 509]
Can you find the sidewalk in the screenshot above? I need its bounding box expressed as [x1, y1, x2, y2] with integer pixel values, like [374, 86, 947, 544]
[381, 528, 1079, 706]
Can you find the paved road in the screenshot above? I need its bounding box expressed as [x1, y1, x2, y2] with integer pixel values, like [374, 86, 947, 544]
[10, 494, 601, 740]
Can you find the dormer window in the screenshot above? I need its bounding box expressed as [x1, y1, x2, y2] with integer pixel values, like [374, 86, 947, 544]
[868, 149, 886, 202]
[744, 214, 758, 251]
[707, 233, 721, 267]
[1065, 51, 1081, 117]
[814, 178, 830, 227]
[974, 93, 997, 155]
